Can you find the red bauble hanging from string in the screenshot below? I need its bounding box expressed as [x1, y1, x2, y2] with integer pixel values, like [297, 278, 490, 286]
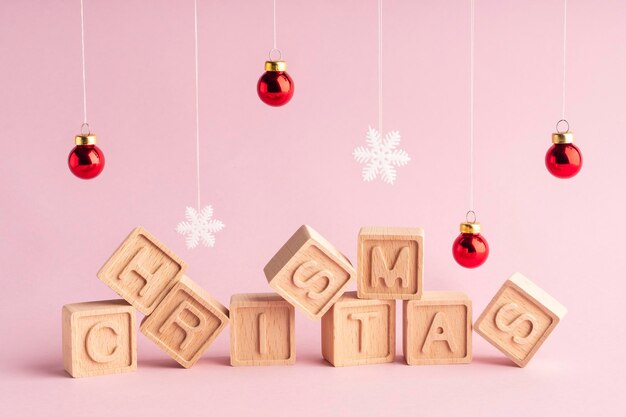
[545, 119, 582, 179]
[68, 125, 105, 180]
[257, 49, 294, 107]
[452, 212, 489, 269]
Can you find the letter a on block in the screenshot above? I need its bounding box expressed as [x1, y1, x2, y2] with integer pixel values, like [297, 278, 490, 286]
[474, 272, 567, 367]
[322, 292, 395, 367]
[62, 300, 137, 378]
[141, 276, 229, 368]
[264, 225, 355, 320]
[358, 227, 424, 300]
[403, 292, 472, 365]
[98, 227, 187, 315]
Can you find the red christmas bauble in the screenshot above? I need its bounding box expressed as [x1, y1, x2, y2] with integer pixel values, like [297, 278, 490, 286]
[545, 143, 582, 179]
[68, 134, 105, 179]
[257, 60, 294, 107]
[452, 222, 489, 268]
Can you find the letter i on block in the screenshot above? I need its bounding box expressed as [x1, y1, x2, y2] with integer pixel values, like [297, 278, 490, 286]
[474, 272, 567, 367]
[141, 276, 229, 368]
[97, 227, 187, 315]
[357, 227, 424, 300]
[230, 293, 295, 366]
[403, 292, 472, 365]
[62, 300, 136, 378]
[322, 292, 395, 366]
[264, 225, 355, 320]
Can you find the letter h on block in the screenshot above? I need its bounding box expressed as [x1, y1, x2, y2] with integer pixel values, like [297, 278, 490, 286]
[322, 292, 395, 366]
[474, 272, 567, 367]
[264, 225, 355, 320]
[62, 300, 136, 378]
[97, 227, 187, 315]
[357, 227, 424, 300]
[403, 291, 472, 365]
[230, 293, 295, 366]
[141, 276, 229, 368]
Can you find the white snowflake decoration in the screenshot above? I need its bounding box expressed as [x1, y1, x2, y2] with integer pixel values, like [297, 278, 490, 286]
[353, 127, 411, 185]
[176, 205, 225, 249]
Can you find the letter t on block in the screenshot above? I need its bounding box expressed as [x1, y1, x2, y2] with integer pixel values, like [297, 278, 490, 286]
[97, 227, 187, 315]
[322, 292, 395, 366]
[357, 227, 424, 300]
[264, 225, 355, 320]
[474, 272, 567, 368]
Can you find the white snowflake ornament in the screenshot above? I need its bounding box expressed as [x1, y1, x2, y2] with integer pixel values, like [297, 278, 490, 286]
[353, 126, 411, 185]
[176, 205, 224, 249]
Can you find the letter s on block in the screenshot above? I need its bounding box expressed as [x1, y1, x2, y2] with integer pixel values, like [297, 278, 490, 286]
[292, 260, 335, 300]
[495, 302, 539, 345]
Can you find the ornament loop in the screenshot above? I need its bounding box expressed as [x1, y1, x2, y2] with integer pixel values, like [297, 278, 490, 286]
[80, 123, 91, 135]
[556, 119, 570, 134]
[268, 48, 282, 62]
[466, 210, 477, 223]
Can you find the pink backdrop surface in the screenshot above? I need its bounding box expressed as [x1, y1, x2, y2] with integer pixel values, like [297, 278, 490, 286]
[1, 0, 625, 415]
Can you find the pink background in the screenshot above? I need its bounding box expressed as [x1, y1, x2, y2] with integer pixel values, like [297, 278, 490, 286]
[1, 0, 625, 415]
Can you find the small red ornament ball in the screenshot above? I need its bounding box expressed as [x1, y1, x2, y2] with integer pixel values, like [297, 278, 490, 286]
[545, 143, 582, 179]
[68, 134, 105, 179]
[452, 223, 489, 269]
[257, 60, 294, 107]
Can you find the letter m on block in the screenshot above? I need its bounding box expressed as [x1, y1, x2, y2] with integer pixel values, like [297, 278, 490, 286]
[371, 246, 410, 288]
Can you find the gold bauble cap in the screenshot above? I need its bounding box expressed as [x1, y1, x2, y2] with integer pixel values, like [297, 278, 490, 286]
[552, 132, 574, 144]
[460, 222, 481, 234]
[265, 60, 287, 72]
[75, 134, 97, 145]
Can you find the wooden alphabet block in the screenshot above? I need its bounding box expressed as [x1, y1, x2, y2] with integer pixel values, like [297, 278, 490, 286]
[264, 225, 355, 320]
[140, 275, 229, 368]
[321, 291, 395, 366]
[97, 227, 187, 315]
[474, 272, 567, 367]
[62, 300, 136, 378]
[403, 291, 472, 365]
[357, 227, 424, 300]
[230, 293, 295, 366]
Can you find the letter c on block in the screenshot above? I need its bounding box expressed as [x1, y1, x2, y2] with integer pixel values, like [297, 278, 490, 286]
[86, 321, 121, 363]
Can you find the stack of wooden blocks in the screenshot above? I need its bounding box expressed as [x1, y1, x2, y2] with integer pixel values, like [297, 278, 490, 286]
[62, 225, 566, 377]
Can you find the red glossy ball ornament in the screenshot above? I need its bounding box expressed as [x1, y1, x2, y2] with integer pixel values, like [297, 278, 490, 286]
[68, 133, 105, 179]
[545, 131, 582, 179]
[452, 221, 489, 268]
[257, 60, 294, 106]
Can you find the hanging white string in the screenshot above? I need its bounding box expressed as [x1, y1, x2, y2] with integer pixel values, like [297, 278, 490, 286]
[194, 0, 201, 211]
[469, 0, 475, 212]
[378, 0, 383, 134]
[80, 0, 88, 126]
[273, 0, 277, 50]
[561, 0, 568, 120]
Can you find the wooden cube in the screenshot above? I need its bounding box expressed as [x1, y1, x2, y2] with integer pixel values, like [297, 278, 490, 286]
[230, 293, 295, 366]
[357, 227, 424, 300]
[62, 300, 136, 378]
[474, 272, 567, 367]
[321, 291, 395, 366]
[97, 227, 187, 315]
[264, 225, 355, 320]
[403, 291, 472, 365]
[140, 275, 229, 368]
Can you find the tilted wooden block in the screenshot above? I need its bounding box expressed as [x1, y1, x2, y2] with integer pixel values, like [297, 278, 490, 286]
[321, 291, 395, 366]
[140, 275, 229, 368]
[230, 293, 295, 366]
[474, 272, 567, 367]
[264, 225, 355, 320]
[403, 291, 472, 365]
[97, 227, 187, 315]
[357, 227, 424, 300]
[62, 300, 136, 378]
